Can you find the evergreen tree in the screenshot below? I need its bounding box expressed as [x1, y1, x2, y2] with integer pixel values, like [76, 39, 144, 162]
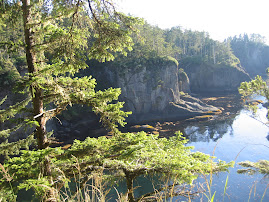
[228, 33, 269, 76]
[0, 0, 141, 152]
[0, 2, 232, 201]
[0, 0, 141, 200]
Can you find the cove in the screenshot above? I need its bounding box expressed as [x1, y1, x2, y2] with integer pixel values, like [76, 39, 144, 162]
[115, 95, 269, 201]
[17, 95, 269, 201]
[163, 96, 269, 201]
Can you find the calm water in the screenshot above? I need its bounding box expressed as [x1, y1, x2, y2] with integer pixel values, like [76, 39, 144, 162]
[111, 99, 269, 201]
[19, 97, 269, 201]
[174, 102, 269, 201]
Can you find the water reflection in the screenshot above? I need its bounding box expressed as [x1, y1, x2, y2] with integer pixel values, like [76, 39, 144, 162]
[179, 105, 269, 201]
[184, 119, 234, 142]
[115, 102, 269, 201]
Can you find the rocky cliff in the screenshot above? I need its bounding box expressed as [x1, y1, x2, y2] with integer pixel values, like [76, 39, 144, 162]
[239, 46, 269, 77]
[230, 35, 269, 78]
[183, 63, 250, 93]
[117, 63, 181, 114]
[88, 57, 219, 123]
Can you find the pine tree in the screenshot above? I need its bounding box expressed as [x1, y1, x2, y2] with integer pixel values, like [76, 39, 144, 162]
[0, 0, 142, 153]
[0, 1, 232, 201]
[0, 0, 141, 200]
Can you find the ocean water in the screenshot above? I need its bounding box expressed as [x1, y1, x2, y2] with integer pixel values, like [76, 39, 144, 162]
[173, 103, 269, 201]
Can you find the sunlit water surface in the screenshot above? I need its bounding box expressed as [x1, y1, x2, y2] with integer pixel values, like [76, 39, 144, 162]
[19, 100, 269, 201]
[111, 102, 269, 201]
[174, 104, 269, 201]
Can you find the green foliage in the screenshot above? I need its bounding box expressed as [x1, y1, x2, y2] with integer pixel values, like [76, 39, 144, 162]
[107, 23, 240, 72]
[166, 56, 179, 66]
[0, 133, 35, 157]
[1, 148, 65, 200]
[0, 124, 23, 139]
[0, 0, 141, 153]
[0, 0, 141, 200]
[0, 58, 20, 87]
[0, 96, 31, 123]
[228, 34, 267, 62]
[239, 75, 268, 98]
[239, 75, 269, 116]
[6, 148, 63, 181]
[238, 160, 269, 175]
[0, 95, 35, 156]
[0, 131, 232, 201]
[0, 1, 234, 201]
[238, 74, 269, 177]
[179, 68, 189, 83]
[0, 96, 7, 106]
[228, 33, 269, 76]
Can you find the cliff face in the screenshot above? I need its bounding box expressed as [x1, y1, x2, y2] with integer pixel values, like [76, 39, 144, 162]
[118, 65, 180, 114]
[240, 46, 269, 77]
[91, 59, 180, 122]
[89, 58, 219, 123]
[183, 64, 250, 93]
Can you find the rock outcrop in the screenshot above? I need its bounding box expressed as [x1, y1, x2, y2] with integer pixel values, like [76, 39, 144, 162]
[179, 68, 191, 93]
[118, 64, 180, 114]
[183, 64, 250, 92]
[90, 58, 220, 123]
[230, 38, 269, 78]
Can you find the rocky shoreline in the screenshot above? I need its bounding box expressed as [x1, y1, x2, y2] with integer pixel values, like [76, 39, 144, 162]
[53, 93, 233, 143]
[120, 93, 244, 138]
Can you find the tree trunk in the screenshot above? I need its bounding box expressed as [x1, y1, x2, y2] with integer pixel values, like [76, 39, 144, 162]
[22, 0, 48, 150]
[22, 1, 55, 201]
[213, 43, 216, 64]
[125, 171, 135, 202]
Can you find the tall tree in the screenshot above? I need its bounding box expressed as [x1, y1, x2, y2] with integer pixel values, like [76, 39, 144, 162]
[0, 0, 141, 200]
[1, 0, 141, 150]
[0, 3, 233, 201]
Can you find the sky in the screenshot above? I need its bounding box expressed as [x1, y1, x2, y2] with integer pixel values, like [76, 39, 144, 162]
[116, 0, 269, 44]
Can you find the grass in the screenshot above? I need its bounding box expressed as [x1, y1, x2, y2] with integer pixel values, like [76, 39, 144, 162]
[59, 157, 109, 202]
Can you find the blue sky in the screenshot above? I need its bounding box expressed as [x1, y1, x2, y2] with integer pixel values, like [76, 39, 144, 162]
[117, 0, 269, 43]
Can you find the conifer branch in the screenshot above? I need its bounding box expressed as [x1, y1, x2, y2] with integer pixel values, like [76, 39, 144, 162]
[0, 97, 31, 122]
[0, 96, 7, 106]
[0, 133, 35, 156]
[0, 124, 23, 139]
